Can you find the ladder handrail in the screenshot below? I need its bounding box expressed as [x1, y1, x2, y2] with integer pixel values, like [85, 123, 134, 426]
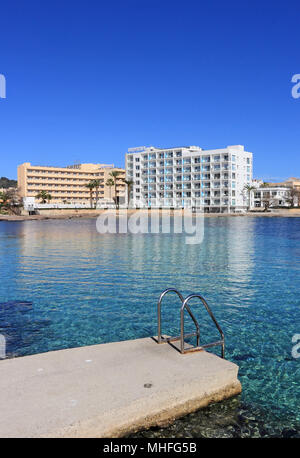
[157, 288, 200, 344]
[180, 293, 225, 357]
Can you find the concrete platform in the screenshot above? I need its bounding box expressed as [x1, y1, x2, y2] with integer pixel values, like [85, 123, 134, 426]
[0, 337, 241, 438]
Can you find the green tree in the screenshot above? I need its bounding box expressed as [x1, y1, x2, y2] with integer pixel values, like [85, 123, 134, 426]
[93, 179, 103, 208]
[36, 190, 52, 203]
[0, 177, 17, 188]
[123, 179, 134, 208]
[0, 191, 10, 212]
[243, 184, 255, 211]
[85, 181, 95, 208]
[109, 171, 122, 209]
[286, 188, 300, 208]
[0, 189, 22, 214]
[106, 178, 114, 202]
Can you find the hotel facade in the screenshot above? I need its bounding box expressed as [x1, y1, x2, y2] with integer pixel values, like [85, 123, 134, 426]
[18, 162, 125, 206]
[126, 145, 253, 212]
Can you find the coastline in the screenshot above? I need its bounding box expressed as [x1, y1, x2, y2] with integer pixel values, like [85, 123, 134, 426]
[1, 208, 300, 222]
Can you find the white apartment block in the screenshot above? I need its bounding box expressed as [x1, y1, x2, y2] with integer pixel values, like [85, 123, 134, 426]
[126, 145, 253, 212]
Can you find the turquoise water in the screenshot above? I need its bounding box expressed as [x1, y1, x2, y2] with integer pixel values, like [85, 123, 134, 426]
[0, 217, 299, 436]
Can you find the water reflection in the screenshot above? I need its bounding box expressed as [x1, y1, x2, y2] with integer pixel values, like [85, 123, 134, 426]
[0, 217, 299, 434]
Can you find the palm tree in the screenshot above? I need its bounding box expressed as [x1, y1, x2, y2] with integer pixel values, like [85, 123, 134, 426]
[123, 179, 134, 208]
[36, 190, 52, 203]
[93, 179, 102, 208]
[109, 170, 122, 209]
[85, 181, 95, 208]
[106, 178, 114, 202]
[243, 184, 255, 211]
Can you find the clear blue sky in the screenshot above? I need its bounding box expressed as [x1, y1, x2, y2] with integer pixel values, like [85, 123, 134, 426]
[0, 0, 299, 180]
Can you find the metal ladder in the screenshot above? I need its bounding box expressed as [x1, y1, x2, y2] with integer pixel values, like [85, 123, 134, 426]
[157, 288, 225, 358]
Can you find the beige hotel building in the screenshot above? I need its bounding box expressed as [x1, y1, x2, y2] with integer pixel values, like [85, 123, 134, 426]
[18, 162, 125, 205]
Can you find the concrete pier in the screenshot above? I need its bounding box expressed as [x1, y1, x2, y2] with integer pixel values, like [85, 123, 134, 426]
[0, 337, 241, 437]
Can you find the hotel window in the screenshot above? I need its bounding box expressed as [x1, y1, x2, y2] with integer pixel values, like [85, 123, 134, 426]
[232, 155, 236, 162]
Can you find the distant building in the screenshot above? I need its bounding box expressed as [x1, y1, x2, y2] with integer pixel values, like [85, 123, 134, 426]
[253, 187, 292, 209]
[18, 162, 125, 207]
[253, 177, 300, 190]
[267, 177, 300, 191]
[252, 177, 300, 208]
[126, 145, 253, 212]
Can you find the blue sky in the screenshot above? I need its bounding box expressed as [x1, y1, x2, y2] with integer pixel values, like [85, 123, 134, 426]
[0, 0, 299, 180]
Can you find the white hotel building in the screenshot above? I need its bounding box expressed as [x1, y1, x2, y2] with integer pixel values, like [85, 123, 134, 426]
[126, 145, 253, 212]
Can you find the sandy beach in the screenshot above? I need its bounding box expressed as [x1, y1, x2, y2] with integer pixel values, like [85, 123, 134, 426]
[1, 208, 300, 222]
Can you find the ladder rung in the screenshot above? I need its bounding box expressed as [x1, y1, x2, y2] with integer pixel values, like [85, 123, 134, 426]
[182, 340, 224, 353]
[160, 332, 198, 343]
